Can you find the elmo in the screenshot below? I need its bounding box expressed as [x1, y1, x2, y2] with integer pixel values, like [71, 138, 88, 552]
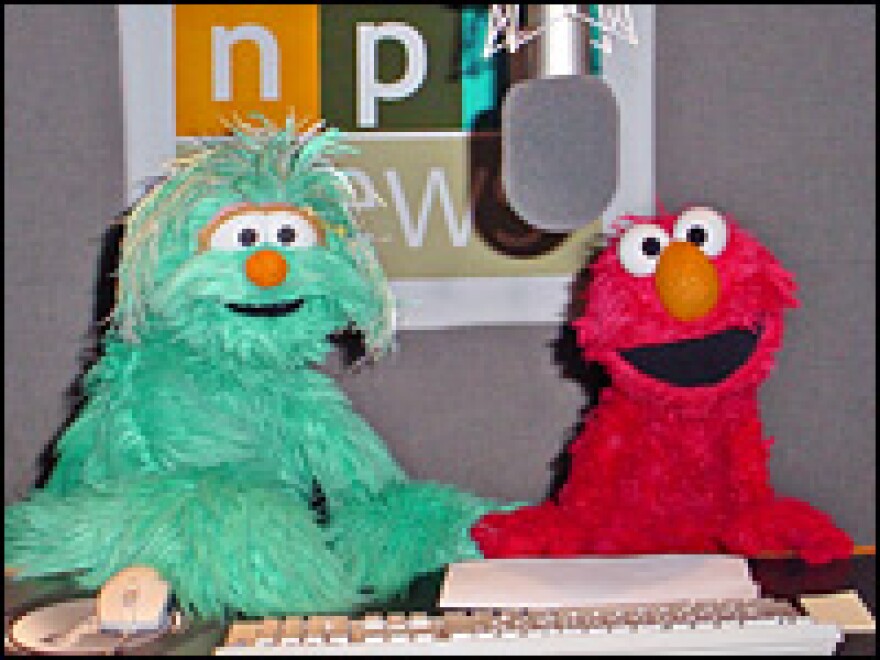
[472, 206, 853, 564]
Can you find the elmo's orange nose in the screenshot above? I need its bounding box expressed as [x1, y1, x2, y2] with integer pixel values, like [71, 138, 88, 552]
[654, 242, 719, 321]
[245, 249, 288, 288]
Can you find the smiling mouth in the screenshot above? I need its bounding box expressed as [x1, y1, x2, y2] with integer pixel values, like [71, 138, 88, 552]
[225, 299, 305, 317]
[619, 327, 761, 387]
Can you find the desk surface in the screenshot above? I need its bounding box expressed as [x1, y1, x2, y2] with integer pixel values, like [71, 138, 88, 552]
[5, 555, 875, 655]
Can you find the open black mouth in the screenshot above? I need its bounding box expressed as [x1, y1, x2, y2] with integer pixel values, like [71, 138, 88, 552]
[225, 299, 305, 317]
[619, 327, 761, 387]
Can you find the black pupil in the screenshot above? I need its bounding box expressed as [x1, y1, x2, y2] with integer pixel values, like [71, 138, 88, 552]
[238, 227, 258, 247]
[687, 225, 707, 246]
[277, 225, 296, 245]
[641, 236, 662, 257]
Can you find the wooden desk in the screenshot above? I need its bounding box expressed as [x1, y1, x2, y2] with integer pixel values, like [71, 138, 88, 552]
[5, 556, 875, 655]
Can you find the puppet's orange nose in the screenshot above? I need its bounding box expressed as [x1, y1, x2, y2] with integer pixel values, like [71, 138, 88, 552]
[654, 242, 719, 321]
[245, 249, 288, 288]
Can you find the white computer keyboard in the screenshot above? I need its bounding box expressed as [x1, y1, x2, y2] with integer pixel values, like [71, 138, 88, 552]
[215, 598, 842, 655]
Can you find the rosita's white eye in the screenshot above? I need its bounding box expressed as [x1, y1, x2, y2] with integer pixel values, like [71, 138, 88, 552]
[207, 213, 265, 251]
[673, 206, 728, 257]
[199, 205, 327, 252]
[617, 223, 670, 276]
[265, 211, 320, 249]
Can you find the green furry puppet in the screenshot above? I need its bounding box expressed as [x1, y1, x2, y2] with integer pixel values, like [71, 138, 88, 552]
[5, 118, 498, 620]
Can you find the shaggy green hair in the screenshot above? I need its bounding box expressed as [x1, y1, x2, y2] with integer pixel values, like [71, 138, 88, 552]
[114, 115, 395, 362]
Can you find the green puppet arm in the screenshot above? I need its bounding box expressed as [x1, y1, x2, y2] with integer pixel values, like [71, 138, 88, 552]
[6, 466, 362, 619]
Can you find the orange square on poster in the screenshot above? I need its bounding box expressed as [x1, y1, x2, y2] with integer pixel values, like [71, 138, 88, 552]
[174, 5, 320, 136]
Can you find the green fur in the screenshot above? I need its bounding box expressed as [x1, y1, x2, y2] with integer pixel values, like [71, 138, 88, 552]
[5, 118, 496, 619]
[6, 467, 362, 618]
[327, 482, 500, 601]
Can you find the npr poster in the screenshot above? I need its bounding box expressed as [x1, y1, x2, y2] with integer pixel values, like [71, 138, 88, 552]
[118, 5, 654, 328]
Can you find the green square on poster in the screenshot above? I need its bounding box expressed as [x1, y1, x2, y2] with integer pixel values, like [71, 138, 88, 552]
[321, 5, 462, 131]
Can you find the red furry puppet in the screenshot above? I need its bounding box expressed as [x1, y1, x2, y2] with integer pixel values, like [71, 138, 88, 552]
[472, 206, 853, 564]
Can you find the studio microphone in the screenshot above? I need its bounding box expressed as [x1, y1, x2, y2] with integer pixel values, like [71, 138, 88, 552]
[501, 5, 619, 234]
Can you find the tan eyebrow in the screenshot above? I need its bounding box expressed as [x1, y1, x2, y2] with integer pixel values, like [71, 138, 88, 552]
[197, 203, 327, 252]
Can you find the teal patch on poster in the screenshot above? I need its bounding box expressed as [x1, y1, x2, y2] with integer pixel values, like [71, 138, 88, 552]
[460, 6, 506, 131]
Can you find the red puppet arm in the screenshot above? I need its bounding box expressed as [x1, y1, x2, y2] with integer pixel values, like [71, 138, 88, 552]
[720, 412, 853, 563]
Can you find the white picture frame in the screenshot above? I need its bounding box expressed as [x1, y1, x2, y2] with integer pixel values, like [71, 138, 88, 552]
[117, 4, 654, 330]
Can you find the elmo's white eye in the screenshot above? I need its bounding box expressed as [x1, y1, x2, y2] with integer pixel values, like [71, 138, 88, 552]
[208, 213, 266, 251]
[617, 223, 670, 276]
[265, 211, 320, 249]
[673, 206, 728, 257]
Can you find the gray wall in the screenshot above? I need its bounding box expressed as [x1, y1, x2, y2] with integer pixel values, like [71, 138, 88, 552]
[653, 5, 876, 542]
[4, 5, 875, 542]
[4, 5, 125, 501]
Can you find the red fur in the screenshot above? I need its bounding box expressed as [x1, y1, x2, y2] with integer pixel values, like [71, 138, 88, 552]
[472, 209, 852, 564]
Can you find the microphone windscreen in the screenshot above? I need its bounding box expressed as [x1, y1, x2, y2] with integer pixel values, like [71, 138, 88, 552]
[502, 75, 619, 233]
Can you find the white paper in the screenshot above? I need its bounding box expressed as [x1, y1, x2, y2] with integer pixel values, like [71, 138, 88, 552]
[438, 555, 759, 609]
[800, 591, 876, 633]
